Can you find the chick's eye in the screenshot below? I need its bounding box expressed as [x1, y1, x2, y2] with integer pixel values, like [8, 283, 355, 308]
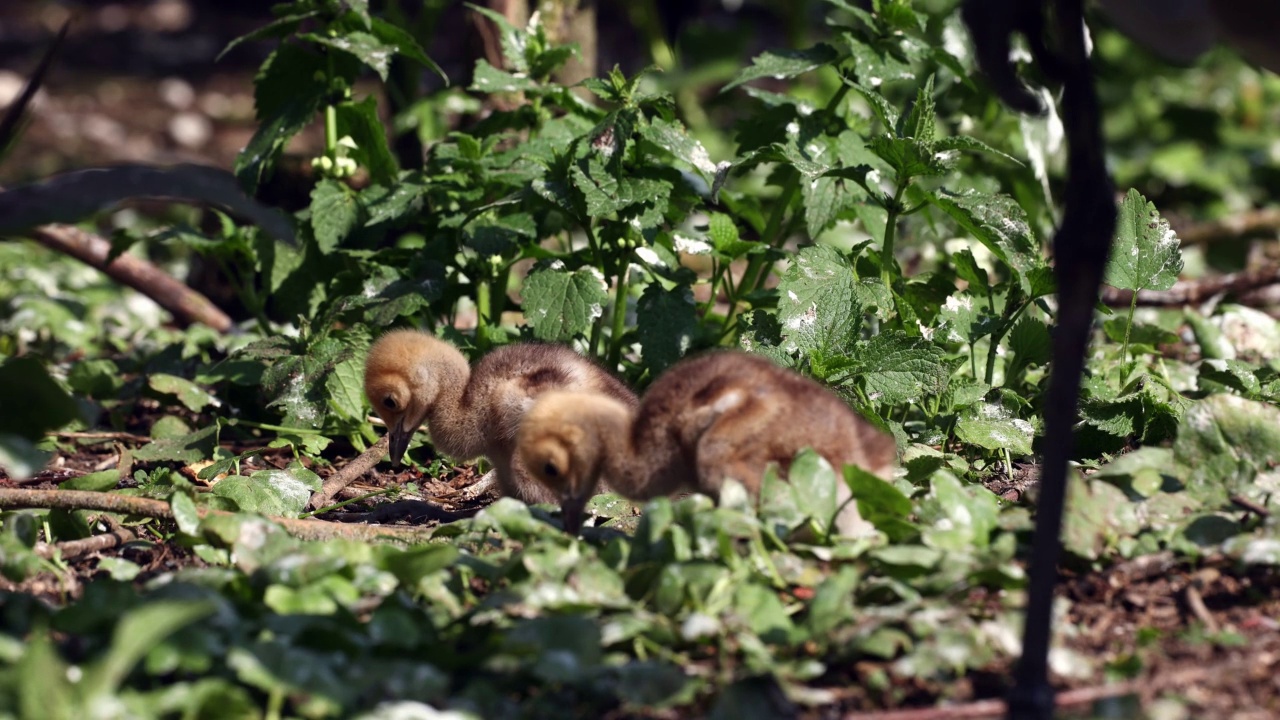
[382, 395, 398, 411]
[543, 462, 559, 478]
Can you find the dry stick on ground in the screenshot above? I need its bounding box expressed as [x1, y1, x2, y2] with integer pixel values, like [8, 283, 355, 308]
[35, 522, 135, 560]
[1100, 263, 1280, 307]
[308, 435, 390, 510]
[1177, 207, 1280, 246]
[26, 223, 232, 332]
[51, 430, 152, 443]
[0, 488, 435, 543]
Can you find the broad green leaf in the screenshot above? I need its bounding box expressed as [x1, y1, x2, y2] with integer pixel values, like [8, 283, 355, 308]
[236, 43, 328, 193]
[898, 75, 936, 146]
[638, 117, 721, 184]
[171, 492, 201, 535]
[848, 332, 952, 407]
[62, 470, 119, 492]
[935, 292, 997, 345]
[471, 59, 540, 94]
[1104, 188, 1183, 292]
[955, 401, 1034, 456]
[325, 357, 366, 422]
[636, 283, 697, 374]
[788, 449, 840, 533]
[149, 374, 218, 413]
[302, 31, 397, 80]
[928, 191, 1041, 291]
[1173, 394, 1280, 501]
[933, 135, 1023, 166]
[133, 426, 218, 464]
[1198, 358, 1263, 397]
[776, 245, 860, 352]
[723, 43, 839, 91]
[310, 179, 359, 253]
[335, 97, 398, 185]
[86, 600, 216, 697]
[1063, 477, 1141, 561]
[0, 433, 48, 481]
[707, 212, 762, 259]
[918, 472, 999, 551]
[213, 467, 319, 517]
[368, 16, 447, 83]
[521, 265, 609, 341]
[1008, 317, 1051, 368]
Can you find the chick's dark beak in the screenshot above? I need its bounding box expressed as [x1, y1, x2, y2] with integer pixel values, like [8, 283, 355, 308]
[560, 496, 588, 535]
[387, 419, 412, 466]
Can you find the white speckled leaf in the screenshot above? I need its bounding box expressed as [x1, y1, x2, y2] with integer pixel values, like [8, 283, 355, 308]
[522, 266, 609, 342]
[955, 401, 1034, 456]
[1105, 188, 1184, 292]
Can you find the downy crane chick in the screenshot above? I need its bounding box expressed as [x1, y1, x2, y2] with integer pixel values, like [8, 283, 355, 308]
[516, 350, 897, 534]
[363, 329, 638, 504]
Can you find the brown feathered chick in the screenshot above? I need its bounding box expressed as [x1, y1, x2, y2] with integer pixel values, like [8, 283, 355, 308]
[363, 329, 638, 504]
[516, 350, 897, 534]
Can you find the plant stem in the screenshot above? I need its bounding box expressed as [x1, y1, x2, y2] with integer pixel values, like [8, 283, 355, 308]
[1120, 292, 1138, 366]
[984, 301, 1031, 386]
[324, 54, 338, 156]
[607, 259, 630, 368]
[475, 273, 491, 349]
[222, 418, 327, 436]
[880, 184, 907, 289]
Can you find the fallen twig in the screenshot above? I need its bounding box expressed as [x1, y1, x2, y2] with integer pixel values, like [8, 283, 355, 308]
[25, 222, 233, 332]
[1229, 494, 1271, 518]
[35, 522, 136, 560]
[50, 430, 152, 443]
[0, 487, 435, 543]
[1101, 263, 1280, 307]
[1177, 207, 1280, 246]
[308, 435, 390, 510]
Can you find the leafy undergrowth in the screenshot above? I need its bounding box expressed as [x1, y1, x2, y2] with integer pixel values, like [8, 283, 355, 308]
[2, 0, 1280, 718]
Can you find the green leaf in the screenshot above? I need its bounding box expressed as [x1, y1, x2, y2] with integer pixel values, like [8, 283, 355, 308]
[85, 600, 216, 697]
[310, 179, 360, 253]
[1198, 358, 1263, 397]
[933, 135, 1023, 166]
[0, 434, 49, 481]
[171, 492, 201, 535]
[325, 357, 366, 422]
[213, 467, 319, 517]
[928, 191, 1041, 291]
[846, 81, 900, 130]
[707, 212, 761, 260]
[918, 472, 999, 551]
[236, 43, 328, 193]
[899, 75, 936, 146]
[848, 332, 952, 407]
[62, 470, 119, 492]
[936, 292, 997, 345]
[638, 117, 721, 185]
[522, 265, 609, 341]
[335, 97, 398, 186]
[1173, 394, 1280, 501]
[776, 245, 860, 353]
[636, 283, 697, 374]
[367, 16, 447, 83]
[149, 374, 218, 413]
[1104, 188, 1184, 292]
[723, 43, 839, 91]
[302, 31, 397, 80]
[955, 400, 1034, 456]
[133, 426, 218, 464]
[788, 449, 840, 533]
[471, 58, 540, 94]
[1009, 317, 1052, 368]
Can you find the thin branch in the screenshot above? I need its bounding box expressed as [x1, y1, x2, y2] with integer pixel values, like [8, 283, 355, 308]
[1100, 263, 1280, 307]
[1229, 494, 1271, 518]
[328, 499, 478, 524]
[24, 223, 233, 332]
[35, 523, 136, 560]
[1177, 207, 1280, 246]
[0, 488, 436, 543]
[50, 430, 152, 443]
[308, 435, 390, 510]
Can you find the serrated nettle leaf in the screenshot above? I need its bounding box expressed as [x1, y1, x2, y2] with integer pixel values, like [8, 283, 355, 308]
[522, 265, 609, 341]
[898, 75, 936, 146]
[133, 426, 219, 464]
[936, 293, 998, 345]
[846, 80, 901, 130]
[638, 116, 721, 186]
[360, 178, 427, 226]
[367, 16, 447, 83]
[301, 31, 398, 80]
[310, 179, 360, 254]
[869, 135, 950, 179]
[325, 358, 366, 422]
[236, 43, 328, 192]
[723, 43, 839, 91]
[951, 248, 990, 290]
[776, 245, 861, 353]
[636, 284, 697, 374]
[705, 212, 763, 260]
[928, 191, 1041, 290]
[465, 212, 536, 257]
[1105, 189, 1183, 292]
[955, 400, 1034, 456]
[845, 332, 952, 407]
[933, 135, 1023, 166]
[1198, 359, 1263, 397]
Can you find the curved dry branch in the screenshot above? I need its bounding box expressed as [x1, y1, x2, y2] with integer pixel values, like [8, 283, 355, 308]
[308, 435, 390, 510]
[1101, 263, 1280, 307]
[26, 223, 233, 332]
[0, 488, 436, 543]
